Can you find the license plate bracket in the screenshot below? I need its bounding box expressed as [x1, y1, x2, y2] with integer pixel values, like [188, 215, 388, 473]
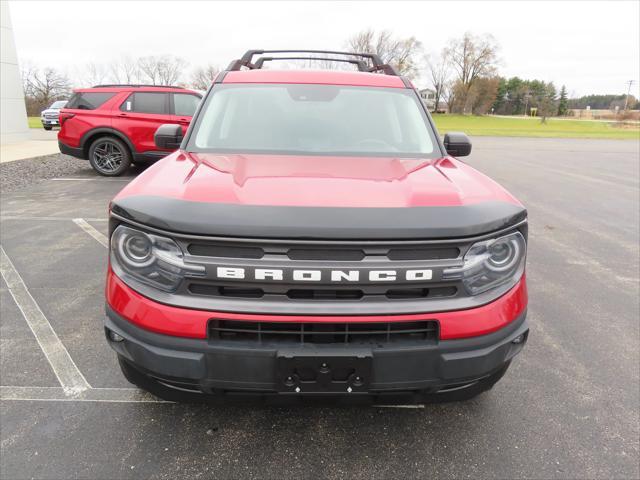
[276, 352, 372, 394]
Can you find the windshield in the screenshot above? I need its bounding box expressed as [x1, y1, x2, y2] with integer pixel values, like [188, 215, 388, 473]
[50, 101, 67, 109]
[189, 84, 440, 157]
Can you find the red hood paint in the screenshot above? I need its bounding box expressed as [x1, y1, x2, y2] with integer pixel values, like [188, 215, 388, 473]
[114, 151, 522, 208]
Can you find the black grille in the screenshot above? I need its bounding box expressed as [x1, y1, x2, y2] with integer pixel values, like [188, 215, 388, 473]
[209, 320, 439, 345]
[188, 244, 264, 259]
[189, 283, 457, 300]
[287, 248, 365, 261]
[287, 289, 364, 300]
[387, 247, 459, 260]
[177, 236, 470, 311]
[187, 241, 460, 262]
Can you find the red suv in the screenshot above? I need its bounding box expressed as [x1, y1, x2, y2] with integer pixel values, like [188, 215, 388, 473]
[105, 50, 528, 404]
[58, 85, 202, 176]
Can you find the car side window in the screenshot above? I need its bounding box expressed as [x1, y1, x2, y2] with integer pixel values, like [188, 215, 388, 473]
[173, 94, 201, 117]
[66, 92, 115, 110]
[120, 92, 168, 114]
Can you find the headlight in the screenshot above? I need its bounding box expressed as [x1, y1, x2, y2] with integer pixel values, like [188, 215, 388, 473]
[110, 225, 205, 292]
[443, 231, 526, 296]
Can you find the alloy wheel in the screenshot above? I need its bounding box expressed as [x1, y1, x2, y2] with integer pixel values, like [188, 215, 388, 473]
[92, 141, 124, 174]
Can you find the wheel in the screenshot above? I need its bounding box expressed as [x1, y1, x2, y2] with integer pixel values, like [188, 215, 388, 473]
[88, 136, 131, 176]
[43, 125, 52, 131]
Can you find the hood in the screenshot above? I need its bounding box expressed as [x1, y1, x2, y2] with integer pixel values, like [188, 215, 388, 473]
[116, 151, 522, 208]
[41, 108, 61, 115]
[111, 152, 526, 240]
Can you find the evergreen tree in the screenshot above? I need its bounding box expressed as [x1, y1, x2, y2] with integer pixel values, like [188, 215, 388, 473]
[491, 78, 508, 113]
[557, 85, 569, 116]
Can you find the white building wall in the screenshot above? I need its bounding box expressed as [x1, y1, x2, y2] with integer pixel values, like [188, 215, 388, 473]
[1, 1, 29, 144]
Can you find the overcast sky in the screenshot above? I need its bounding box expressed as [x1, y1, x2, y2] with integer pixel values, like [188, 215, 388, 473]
[9, 0, 640, 97]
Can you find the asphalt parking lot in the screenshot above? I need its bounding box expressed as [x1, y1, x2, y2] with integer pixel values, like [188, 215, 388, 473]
[1, 136, 638, 479]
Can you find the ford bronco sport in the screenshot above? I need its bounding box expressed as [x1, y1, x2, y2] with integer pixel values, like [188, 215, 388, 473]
[58, 85, 201, 176]
[105, 50, 528, 404]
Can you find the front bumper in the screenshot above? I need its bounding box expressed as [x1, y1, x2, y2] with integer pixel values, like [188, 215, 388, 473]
[106, 304, 528, 395]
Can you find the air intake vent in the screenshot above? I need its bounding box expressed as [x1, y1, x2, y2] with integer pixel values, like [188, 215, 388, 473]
[287, 249, 365, 261]
[287, 289, 364, 300]
[387, 247, 459, 260]
[209, 320, 439, 345]
[189, 284, 264, 298]
[188, 244, 264, 259]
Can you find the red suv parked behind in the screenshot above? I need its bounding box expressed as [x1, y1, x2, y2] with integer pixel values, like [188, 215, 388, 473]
[58, 85, 202, 176]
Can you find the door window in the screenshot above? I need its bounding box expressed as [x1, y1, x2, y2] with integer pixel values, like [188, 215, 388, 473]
[120, 92, 168, 114]
[67, 92, 115, 110]
[173, 94, 201, 117]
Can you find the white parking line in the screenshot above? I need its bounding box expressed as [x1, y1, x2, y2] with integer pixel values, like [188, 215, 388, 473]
[0, 246, 92, 394]
[2, 220, 425, 408]
[1, 216, 107, 222]
[0, 386, 424, 407]
[73, 218, 109, 248]
[0, 386, 168, 403]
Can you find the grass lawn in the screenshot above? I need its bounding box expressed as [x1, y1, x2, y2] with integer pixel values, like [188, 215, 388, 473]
[28, 114, 639, 140]
[28, 116, 43, 128]
[432, 114, 640, 140]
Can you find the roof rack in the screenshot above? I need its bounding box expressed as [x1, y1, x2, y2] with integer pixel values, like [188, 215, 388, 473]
[254, 56, 369, 72]
[226, 49, 399, 76]
[92, 84, 185, 89]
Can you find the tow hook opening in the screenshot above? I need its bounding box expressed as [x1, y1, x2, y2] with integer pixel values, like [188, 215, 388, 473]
[511, 332, 527, 345]
[107, 329, 124, 342]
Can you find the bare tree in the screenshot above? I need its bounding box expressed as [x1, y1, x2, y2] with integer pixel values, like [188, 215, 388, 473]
[189, 64, 220, 90]
[426, 51, 450, 112]
[444, 32, 499, 113]
[109, 56, 140, 84]
[441, 80, 458, 114]
[139, 55, 187, 85]
[138, 56, 161, 85]
[22, 65, 71, 115]
[467, 77, 500, 114]
[346, 29, 423, 79]
[77, 62, 108, 87]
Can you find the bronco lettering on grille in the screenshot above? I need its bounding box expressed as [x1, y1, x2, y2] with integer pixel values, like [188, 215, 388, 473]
[215, 267, 433, 283]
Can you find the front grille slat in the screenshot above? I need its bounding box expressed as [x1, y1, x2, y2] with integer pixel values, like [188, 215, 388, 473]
[187, 242, 461, 262]
[178, 235, 472, 309]
[189, 282, 457, 300]
[209, 320, 438, 345]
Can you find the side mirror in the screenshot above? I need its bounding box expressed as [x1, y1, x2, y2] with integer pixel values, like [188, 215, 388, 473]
[154, 124, 183, 150]
[443, 132, 472, 157]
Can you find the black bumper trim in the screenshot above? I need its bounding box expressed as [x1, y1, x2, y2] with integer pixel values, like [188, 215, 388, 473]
[105, 305, 528, 394]
[58, 140, 85, 159]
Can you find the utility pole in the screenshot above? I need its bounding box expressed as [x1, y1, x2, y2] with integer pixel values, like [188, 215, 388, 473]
[623, 80, 634, 110]
[523, 91, 531, 116]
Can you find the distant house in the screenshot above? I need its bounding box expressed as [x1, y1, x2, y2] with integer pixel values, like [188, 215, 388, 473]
[419, 88, 448, 113]
[419, 88, 437, 110]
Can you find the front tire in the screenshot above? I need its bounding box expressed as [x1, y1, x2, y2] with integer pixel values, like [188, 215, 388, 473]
[43, 125, 52, 131]
[88, 136, 131, 176]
